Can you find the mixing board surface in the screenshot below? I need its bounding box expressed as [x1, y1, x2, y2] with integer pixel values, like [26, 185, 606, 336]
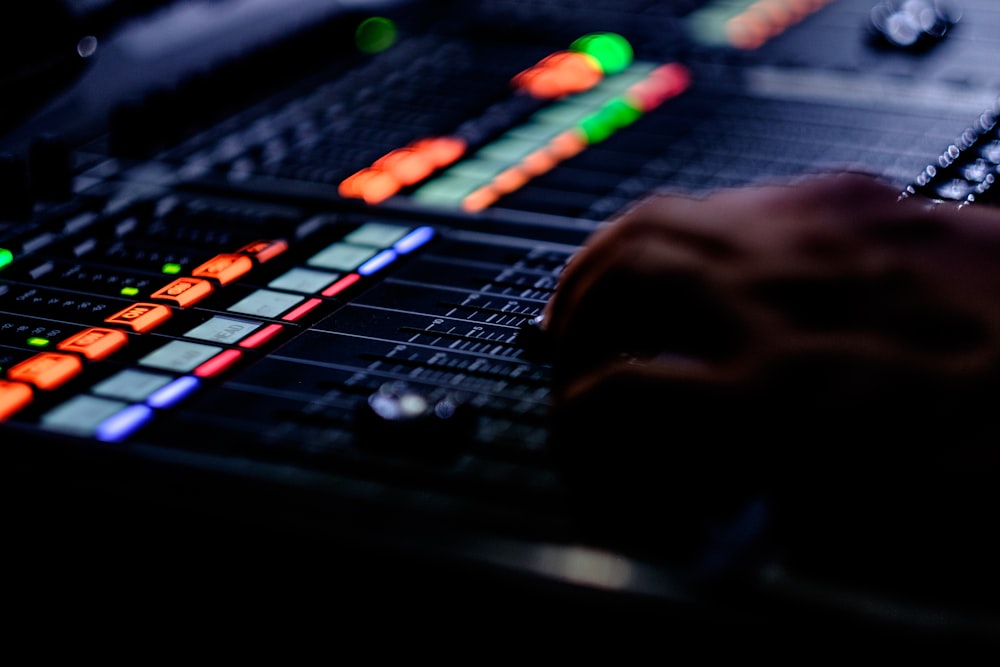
[2, 0, 998, 642]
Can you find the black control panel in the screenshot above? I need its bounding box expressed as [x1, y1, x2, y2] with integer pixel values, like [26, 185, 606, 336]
[1, 0, 998, 640]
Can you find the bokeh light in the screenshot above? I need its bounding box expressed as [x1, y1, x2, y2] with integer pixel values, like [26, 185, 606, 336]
[569, 32, 634, 74]
[355, 17, 397, 54]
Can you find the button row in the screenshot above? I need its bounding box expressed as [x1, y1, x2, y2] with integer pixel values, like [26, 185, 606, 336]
[0, 221, 435, 445]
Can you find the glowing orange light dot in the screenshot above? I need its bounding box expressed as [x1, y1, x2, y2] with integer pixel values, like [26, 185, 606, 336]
[416, 136, 467, 168]
[755, 0, 794, 26]
[339, 168, 378, 198]
[514, 51, 604, 99]
[726, 15, 769, 50]
[358, 170, 402, 204]
[546, 131, 588, 159]
[375, 147, 434, 185]
[462, 187, 501, 213]
[492, 167, 530, 194]
[520, 150, 558, 176]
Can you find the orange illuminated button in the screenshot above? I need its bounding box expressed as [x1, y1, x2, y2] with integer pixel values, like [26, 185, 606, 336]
[0, 380, 32, 421]
[238, 239, 288, 264]
[57, 327, 129, 360]
[105, 302, 172, 333]
[151, 277, 214, 308]
[191, 254, 253, 285]
[7, 352, 83, 390]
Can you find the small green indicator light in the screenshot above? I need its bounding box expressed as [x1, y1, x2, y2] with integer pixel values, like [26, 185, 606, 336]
[0, 248, 13, 270]
[120, 286, 140, 297]
[355, 16, 397, 54]
[570, 33, 633, 75]
[162, 263, 182, 275]
[27, 337, 50, 348]
[578, 97, 642, 144]
[603, 97, 642, 127]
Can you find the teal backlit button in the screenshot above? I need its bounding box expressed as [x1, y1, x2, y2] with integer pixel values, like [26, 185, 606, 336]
[474, 136, 538, 163]
[184, 315, 261, 344]
[227, 289, 304, 319]
[138, 340, 222, 373]
[343, 222, 411, 247]
[91, 368, 175, 402]
[268, 267, 339, 294]
[444, 158, 506, 180]
[307, 243, 378, 272]
[41, 395, 129, 436]
[410, 174, 484, 206]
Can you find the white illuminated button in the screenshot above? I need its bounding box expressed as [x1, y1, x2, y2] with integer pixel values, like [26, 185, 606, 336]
[139, 340, 222, 373]
[227, 289, 305, 319]
[268, 267, 340, 294]
[307, 243, 377, 272]
[91, 369, 175, 402]
[185, 316, 261, 344]
[41, 395, 128, 436]
[344, 222, 411, 247]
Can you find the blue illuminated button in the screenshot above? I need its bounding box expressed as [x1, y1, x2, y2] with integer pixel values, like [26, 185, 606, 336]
[357, 249, 397, 276]
[95, 404, 155, 442]
[394, 226, 434, 254]
[146, 375, 201, 409]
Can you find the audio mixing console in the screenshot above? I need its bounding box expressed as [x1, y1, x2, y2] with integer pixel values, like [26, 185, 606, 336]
[1, 0, 998, 641]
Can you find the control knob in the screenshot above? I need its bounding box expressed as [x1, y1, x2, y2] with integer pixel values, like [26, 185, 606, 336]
[354, 381, 475, 460]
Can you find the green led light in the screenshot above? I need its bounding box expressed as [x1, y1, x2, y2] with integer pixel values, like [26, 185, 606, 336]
[578, 114, 615, 144]
[603, 97, 642, 127]
[355, 16, 397, 54]
[120, 286, 140, 297]
[162, 263, 182, 275]
[0, 248, 13, 270]
[578, 97, 642, 144]
[570, 32, 633, 75]
[27, 337, 50, 348]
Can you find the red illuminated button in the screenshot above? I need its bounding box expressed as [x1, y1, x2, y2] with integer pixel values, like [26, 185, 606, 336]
[105, 303, 172, 332]
[57, 327, 128, 360]
[192, 254, 253, 285]
[321, 273, 360, 297]
[281, 297, 323, 322]
[238, 323, 284, 349]
[238, 239, 288, 264]
[0, 380, 32, 421]
[7, 353, 83, 390]
[193, 349, 243, 378]
[151, 277, 214, 307]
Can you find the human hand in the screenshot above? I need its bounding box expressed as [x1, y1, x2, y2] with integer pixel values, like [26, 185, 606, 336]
[542, 172, 1000, 579]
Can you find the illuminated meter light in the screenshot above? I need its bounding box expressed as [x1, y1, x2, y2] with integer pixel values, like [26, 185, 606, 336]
[417, 62, 691, 212]
[686, 0, 836, 50]
[338, 33, 691, 210]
